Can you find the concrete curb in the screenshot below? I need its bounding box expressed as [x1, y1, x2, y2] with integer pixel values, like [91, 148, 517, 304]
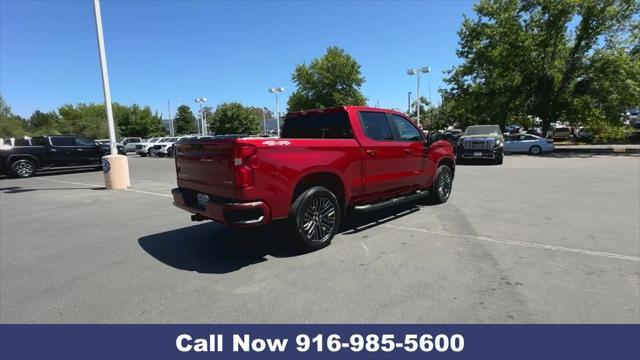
[554, 145, 640, 154]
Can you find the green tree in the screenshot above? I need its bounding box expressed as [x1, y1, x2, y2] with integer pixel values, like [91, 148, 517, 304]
[28, 110, 60, 135]
[287, 46, 367, 112]
[209, 102, 261, 135]
[57, 103, 110, 139]
[408, 96, 431, 125]
[442, 0, 639, 135]
[0, 95, 29, 138]
[114, 104, 165, 137]
[174, 105, 197, 135]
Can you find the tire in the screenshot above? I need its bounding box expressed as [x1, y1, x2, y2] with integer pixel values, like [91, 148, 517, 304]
[139, 152, 147, 157]
[289, 186, 341, 250]
[10, 159, 36, 178]
[529, 145, 542, 155]
[427, 165, 453, 204]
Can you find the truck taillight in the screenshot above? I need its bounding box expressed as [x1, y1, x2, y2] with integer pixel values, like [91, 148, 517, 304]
[234, 144, 257, 188]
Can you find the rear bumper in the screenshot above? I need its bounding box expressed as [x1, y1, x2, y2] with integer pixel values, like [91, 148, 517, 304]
[457, 147, 503, 159]
[172, 187, 271, 227]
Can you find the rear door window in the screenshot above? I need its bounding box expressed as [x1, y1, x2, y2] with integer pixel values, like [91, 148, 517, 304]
[50, 136, 76, 146]
[359, 111, 394, 141]
[31, 137, 45, 146]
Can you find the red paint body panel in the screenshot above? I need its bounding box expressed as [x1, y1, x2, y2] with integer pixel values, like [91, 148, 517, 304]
[173, 106, 455, 226]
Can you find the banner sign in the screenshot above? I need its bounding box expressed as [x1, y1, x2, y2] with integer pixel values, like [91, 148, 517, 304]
[1, 324, 638, 359]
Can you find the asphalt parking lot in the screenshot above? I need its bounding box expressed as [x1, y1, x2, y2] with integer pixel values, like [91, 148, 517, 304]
[1, 153, 639, 323]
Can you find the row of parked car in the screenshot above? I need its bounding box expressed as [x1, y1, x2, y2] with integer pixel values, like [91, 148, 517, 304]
[96, 136, 195, 157]
[439, 125, 555, 165]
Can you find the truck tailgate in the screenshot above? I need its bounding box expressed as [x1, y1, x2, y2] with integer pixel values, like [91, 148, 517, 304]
[175, 138, 236, 198]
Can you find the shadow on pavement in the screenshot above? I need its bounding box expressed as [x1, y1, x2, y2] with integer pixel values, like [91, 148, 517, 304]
[137, 222, 307, 274]
[0, 186, 104, 193]
[0, 168, 101, 180]
[138, 200, 435, 274]
[138, 202, 440, 274]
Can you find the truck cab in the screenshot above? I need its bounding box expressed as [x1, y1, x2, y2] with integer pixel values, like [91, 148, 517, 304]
[172, 106, 456, 250]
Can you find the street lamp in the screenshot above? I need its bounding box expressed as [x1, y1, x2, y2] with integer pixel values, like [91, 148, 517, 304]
[167, 97, 181, 136]
[268, 87, 284, 136]
[407, 66, 430, 123]
[93, 0, 130, 189]
[407, 91, 412, 114]
[194, 97, 208, 136]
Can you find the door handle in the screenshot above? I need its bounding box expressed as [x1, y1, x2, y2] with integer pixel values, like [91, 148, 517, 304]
[366, 150, 378, 157]
[76, 148, 84, 151]
[404, 148, 412, 155]
[50, 148, 57, 152]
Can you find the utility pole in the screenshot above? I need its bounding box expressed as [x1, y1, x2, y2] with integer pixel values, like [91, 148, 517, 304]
[407, 66, 430, 123]
[93, 0, 129, 189]
[167, 100, 174, 136]
[93, 0, 117, 156]
[268, 87, 284, 136]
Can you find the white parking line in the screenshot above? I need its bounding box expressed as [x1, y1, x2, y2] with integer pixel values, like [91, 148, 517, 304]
[382, 224, 640, 262]
[33, 177, 172, 198]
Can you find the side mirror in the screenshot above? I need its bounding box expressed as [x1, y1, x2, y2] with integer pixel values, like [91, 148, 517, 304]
[425, 131, 440, 145]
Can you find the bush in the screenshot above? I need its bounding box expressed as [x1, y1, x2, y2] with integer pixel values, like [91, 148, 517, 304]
[592, 124, 634, 144]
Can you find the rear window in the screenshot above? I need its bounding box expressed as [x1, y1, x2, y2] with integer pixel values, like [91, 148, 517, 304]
[14, 138, 31, 146]
[281, 111, 353, 139]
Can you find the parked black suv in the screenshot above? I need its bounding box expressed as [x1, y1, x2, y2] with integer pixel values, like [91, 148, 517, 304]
[0, 135, 121, 178]
[456, 125, 505, 164]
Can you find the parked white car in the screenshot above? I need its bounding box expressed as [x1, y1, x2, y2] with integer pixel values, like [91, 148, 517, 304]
[117, 137, 142, 153]
[135, 138, 161, 157]
[149, 137, 179, 157]
[504, 134, 554, 155]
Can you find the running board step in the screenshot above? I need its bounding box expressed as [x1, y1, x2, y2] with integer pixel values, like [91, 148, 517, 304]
[353, 190, 429, 213]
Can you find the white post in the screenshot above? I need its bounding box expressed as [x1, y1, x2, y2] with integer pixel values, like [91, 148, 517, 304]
[275, 92, 280, 137]
[263, 111, 266, 134]
[416, 73, 421, 124]
[167, 100, 174, 136]
[93, 0, 129, 189]
[202, 107, 207, 136]
[93, 0, 117, 156]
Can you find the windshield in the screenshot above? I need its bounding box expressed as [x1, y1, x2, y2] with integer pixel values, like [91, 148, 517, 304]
[464, 125, 501, 136]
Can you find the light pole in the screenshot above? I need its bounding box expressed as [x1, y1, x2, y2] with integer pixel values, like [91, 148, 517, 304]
[92, 0, 117, 157]
[167, 100, 175, 136]
[166, 97, 182, 136]
[268, 87, 284, 136]
[407, 91, 412, 114]
[194, 97, 207, 136]
[93, 0, 129, 189]
[407, 66, 430, 123]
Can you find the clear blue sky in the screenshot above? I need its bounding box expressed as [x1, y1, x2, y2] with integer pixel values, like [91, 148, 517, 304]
[0, 0, 476, 118]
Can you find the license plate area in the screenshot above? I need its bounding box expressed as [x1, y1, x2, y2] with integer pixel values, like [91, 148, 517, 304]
[474, 152, 482, 157]
[197, 193, 209, 207]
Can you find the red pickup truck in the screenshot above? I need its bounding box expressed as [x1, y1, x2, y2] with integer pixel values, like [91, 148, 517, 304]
[172, 106, 455, 250]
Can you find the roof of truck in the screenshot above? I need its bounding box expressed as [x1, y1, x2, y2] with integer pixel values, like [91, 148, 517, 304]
[286, 106, 408, 118]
